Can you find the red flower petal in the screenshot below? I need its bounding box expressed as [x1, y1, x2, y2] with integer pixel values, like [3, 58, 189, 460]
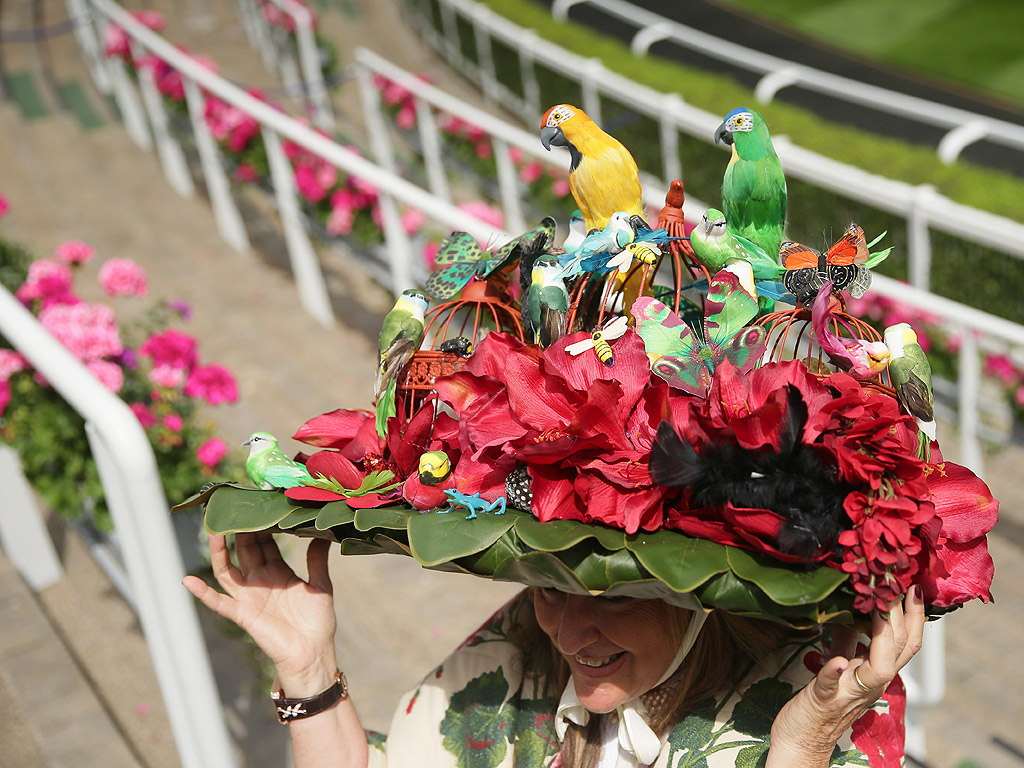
[284, 486, 345, 502]
[292, 408, 382, 459]
[306, 450, 363, 488]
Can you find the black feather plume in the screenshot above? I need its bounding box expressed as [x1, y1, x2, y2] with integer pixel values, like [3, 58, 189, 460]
[650, 385, 852, 560]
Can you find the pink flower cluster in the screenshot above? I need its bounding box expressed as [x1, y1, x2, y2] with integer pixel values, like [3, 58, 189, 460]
[16, 259, 76, 308]
[0, 194, 9, 220]
[196, 437, 229, 468]
[137, 48, 217, 102]
[39, 302, 124, 365]
[55, 240, 96, 265]
[373, 74, 431, 131]
[258, 0, 316, 35]
[205, 92, 263, 154]
[286, 132, 339, 205]
[138, 329, 238, 405]
[103, 10, 166, 62]
[99, 258, 148, 297]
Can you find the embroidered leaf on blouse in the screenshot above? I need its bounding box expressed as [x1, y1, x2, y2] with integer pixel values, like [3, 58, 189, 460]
[440, 670, 513, 768]
[511, 696, 560, 768]
[729, 678, 794, 739]
[665, 698, 718, 768]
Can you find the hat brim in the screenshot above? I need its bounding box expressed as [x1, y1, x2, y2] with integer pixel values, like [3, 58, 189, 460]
[179, 483, 877, 629]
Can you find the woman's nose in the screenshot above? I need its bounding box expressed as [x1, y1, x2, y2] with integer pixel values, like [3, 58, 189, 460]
[554, 594, 600, 653]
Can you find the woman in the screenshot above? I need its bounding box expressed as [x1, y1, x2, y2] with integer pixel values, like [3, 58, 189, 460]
[178, 202, 995, 765]
[184, 529, 924, 767]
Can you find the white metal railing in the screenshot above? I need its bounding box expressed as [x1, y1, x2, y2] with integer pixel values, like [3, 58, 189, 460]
[550, 0, 1024, 166]
[73, 0, 511, 325]
[0, 286, 238, 768]
[405, 0, 1024, 292]
[233, 0, 335, 130]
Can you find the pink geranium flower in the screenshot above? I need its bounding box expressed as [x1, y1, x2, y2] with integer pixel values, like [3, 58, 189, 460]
[196, 437, 229, 468]
[457, 200, 504, 230]
[149, 364, 187, 389]
[16, 259, 75, 306]
[86, 360, 125, 393]
[163, 413, 184, 431]
[130, 402, 158, 428]
[98, 258, 148, 297]
[551, 179, 570, 198]
[55, 240, 96, 265]
[140, 329, 197, 370]
[0, 380, 10, 417]
[39, 302, 123, 362]
[0, 349, 28, 382]
[184, 363, 238, 405]
[0, 194, 8, 218]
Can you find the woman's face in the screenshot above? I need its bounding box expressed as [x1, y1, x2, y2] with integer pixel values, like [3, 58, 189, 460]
[533, 589, 688, 713]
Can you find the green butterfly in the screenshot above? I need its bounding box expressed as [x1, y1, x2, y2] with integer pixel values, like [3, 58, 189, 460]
[630, 265, 767, 396]
[424, 217, 556, 301]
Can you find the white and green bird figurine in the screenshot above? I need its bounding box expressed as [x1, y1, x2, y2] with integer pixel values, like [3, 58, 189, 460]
[243, 432, 312, 489]
[690, 208, 786, 280]
[562, 209, 587, 251]
[376, 289, 430, 437]
[525, 257, 570, 349]
[884, 322, 936, 459]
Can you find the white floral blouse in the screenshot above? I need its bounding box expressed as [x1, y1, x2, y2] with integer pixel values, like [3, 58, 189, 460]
[366, 595, 904, 768]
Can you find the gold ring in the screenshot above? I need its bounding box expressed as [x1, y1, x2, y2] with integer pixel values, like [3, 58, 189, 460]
[852, 666, 872, 693]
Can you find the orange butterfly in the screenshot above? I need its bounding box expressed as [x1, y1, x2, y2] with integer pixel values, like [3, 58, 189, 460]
[780, 223, 872, 306]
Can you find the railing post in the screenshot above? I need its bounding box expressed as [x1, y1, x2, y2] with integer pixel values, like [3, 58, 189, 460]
[907, 184, 936, 292]
[183, 78, 251, 254]
[262, 126, 336, 326]
[0, 446, 64, 591]
[135, 55, 196, 198]
[233, 0, 261, 48]
[518, 30, 542, 119]
[581, 58, 604, 124]
[902, 620, 945, 761]
[494, 137, 527, 234]
[438, 0, 463, 69]
[103, 51, 153, 150]
[356, 62, 398, 174]
[472, 5, 499, 104]
[415, 98, 452, 203]
[659, 93, 683, 185]
[65, 0, 112, 92]
[957, 328, 984, 475]
[291, 6, 335, 131]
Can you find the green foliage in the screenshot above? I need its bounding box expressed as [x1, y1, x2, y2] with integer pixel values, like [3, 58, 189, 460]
[716, 0, 1024, 106]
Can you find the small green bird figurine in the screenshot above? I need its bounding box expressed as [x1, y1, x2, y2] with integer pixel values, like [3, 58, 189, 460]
[690, 208, 786, 280]
[376, 289, 429, 437]
[525, 257, 570, 349]
[884, 322, 936, 459]
[715, 108, 787, 258]
[243, 432, 312, 489]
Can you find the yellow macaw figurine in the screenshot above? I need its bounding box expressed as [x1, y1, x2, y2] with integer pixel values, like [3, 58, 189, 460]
[540, 104, 646, 233]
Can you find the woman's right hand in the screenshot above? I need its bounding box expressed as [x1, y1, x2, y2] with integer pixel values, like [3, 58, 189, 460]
[183, 533, 339, 696]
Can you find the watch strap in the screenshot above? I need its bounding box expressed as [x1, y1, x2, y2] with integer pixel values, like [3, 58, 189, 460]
[271, 670, 348, 723]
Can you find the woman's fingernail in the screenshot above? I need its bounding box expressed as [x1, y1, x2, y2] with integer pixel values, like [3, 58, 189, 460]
[912, 585, 922, 600]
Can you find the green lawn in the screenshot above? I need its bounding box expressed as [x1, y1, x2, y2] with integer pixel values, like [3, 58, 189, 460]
[716, 0, 1024, 108]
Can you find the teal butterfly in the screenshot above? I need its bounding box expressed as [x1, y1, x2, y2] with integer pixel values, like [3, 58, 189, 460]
[424, 217, 556, 301]
[630, 265, 767, 396]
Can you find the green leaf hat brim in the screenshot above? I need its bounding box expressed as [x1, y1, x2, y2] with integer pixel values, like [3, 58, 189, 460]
[181, 484, 860, 629]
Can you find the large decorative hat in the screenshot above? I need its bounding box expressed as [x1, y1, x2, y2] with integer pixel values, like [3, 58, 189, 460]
[178, 123, 997, 631]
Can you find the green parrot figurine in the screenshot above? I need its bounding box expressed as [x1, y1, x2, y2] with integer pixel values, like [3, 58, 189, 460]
[376, 289, 429, 437]
[884, 322, 936, 459]
[525, 257, 570, 349]
[243, 432, 312, 489]
[715, 108, 787, 258]
[690, 208, 786, 280]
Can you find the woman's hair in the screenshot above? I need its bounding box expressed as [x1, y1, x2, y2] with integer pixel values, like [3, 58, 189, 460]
[510, 589, 792, 768]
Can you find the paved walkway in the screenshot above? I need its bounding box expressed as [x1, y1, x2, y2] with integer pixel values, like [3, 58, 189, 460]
[0, 1, 1022, 767]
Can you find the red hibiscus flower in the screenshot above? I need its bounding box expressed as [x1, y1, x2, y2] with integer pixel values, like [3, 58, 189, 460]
[433, 330, 687, 533]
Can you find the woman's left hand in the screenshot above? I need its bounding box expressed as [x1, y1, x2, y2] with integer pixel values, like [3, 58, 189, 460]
[766, 585, 926, 768]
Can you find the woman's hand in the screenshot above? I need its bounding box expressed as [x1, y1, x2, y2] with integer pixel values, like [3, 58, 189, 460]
[766, 586, 926, 768]
[183, 533, 339, 695]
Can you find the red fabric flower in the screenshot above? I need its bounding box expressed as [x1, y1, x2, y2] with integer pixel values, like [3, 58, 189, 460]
[433, 330, 686, 533]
